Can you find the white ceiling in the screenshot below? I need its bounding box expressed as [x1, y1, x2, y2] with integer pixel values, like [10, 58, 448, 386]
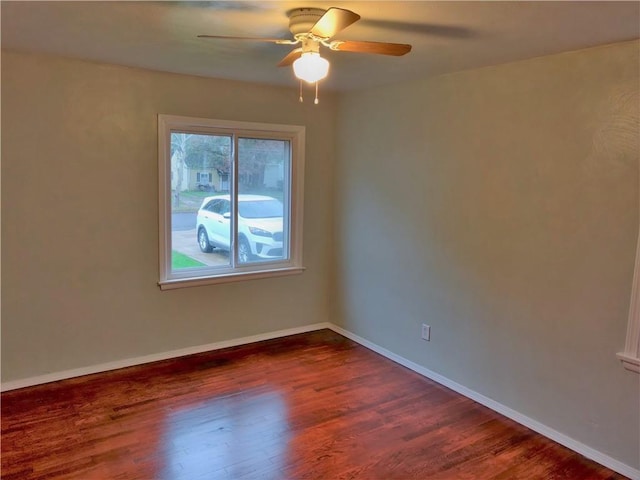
[2, 1, 639, 91]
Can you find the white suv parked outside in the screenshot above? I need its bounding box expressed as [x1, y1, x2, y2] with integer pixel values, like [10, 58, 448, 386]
[196, 194, 284, 263]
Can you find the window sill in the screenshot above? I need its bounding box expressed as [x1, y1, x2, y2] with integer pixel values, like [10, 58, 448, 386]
[617, 352, 640, 373]
[159, 266, 305, 290]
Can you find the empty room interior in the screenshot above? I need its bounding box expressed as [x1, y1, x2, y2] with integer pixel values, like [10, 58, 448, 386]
[1, 1, 639, 479]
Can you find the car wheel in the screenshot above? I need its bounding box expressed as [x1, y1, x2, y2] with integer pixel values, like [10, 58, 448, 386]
[238, 237, 252, 263]
[198, 228, 213, 253]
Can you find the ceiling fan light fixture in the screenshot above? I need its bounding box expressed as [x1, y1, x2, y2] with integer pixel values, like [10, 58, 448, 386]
[293, 52, 330, 83]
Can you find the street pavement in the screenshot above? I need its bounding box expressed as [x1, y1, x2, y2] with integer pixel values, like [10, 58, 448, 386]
[172, 212, 197, 231]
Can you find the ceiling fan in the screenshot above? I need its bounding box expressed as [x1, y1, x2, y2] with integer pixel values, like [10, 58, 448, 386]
[198, 7, 412, 103]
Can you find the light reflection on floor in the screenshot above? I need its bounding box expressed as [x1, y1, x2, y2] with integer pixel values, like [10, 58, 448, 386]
[160, 389, 290, 479]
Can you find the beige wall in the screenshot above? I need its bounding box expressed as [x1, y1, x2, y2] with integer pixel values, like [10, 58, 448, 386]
[334, 40, 639, 469]
[1, 51, 337, 380]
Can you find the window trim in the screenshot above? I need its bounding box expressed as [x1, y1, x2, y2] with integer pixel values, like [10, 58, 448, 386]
[617, 230, 640, 373]
[158, 114, 305, 290]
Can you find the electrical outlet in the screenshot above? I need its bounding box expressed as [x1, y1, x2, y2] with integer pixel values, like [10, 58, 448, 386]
[421, 324, 431, 341]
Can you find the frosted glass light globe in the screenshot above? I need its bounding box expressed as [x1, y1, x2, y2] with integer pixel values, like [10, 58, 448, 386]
[293, 52, 330, 83]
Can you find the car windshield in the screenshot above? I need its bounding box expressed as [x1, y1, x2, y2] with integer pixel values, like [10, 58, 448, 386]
[238, 199, 283, 219]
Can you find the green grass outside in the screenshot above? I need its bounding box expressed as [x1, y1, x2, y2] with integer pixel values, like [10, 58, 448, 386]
[172, 188, 284, 213]
[172, 190, 216, 213]
[182, 190, 216, 201]
[172, 250, 206, 269]
[238, 187, 284, 203]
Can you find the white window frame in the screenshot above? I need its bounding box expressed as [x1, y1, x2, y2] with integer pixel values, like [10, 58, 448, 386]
[618, 231, 640, 373]
[158, 114, 305, 290]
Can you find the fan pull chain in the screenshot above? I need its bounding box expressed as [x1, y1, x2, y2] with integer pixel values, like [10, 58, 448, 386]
[297, 81, 321, 105]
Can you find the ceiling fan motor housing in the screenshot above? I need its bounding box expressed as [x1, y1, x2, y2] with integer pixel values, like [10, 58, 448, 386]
[288, 8, 325, 37]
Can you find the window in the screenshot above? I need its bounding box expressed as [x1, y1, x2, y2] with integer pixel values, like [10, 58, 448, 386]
[196, 172, 212, 184]
[158, 115, 305, 289]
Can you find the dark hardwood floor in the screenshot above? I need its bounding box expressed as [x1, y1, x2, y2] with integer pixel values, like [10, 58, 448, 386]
[1, 329, 627, 479]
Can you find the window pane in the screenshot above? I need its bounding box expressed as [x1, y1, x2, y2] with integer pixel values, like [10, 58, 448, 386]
[237, 138, 290, 264]
[170, 132, 232, 271]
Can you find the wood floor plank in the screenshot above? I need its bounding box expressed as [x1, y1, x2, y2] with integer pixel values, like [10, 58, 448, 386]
[1, 330, 628, 479]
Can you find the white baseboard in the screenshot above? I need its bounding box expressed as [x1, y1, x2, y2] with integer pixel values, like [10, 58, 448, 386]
[2, 321, 637, 479]
[0, 322, 332, 392]
[327, 324, 640, 480]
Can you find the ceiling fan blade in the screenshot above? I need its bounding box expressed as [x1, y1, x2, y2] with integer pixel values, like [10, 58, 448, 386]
[277, 48, 303, 67]
[330, 40, 412, 56]
[198, 35, 295, 45]
[310, 7, 360, 39]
